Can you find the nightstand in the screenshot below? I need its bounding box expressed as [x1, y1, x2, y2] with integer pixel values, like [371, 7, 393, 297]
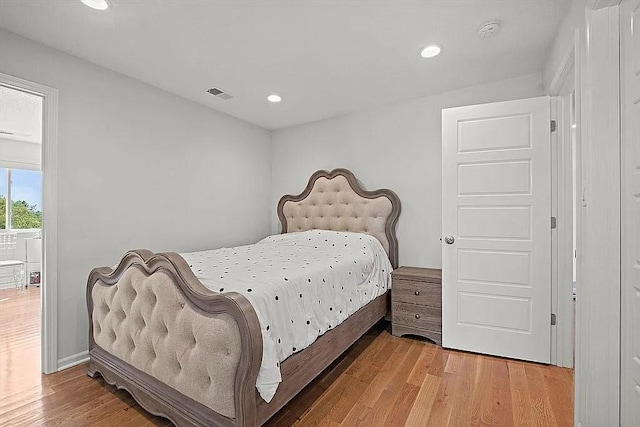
[391, 266, 442, 345]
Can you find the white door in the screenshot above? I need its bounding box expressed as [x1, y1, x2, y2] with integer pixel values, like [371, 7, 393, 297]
[442, 96, 551, 363]
[621, 0, 640, 424]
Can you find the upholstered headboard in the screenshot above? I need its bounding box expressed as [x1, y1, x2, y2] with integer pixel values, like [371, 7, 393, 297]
[277, 168, 401, 268]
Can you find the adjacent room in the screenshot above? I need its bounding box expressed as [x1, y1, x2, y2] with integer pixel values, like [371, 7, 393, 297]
[0, 0, 636, 426]
[0, 84, 44, 413]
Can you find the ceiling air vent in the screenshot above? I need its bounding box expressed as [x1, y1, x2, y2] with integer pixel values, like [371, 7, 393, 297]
[206, 87, 233, 100]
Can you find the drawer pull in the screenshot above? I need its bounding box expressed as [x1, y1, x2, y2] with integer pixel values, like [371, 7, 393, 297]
[415, 314, 421, 319]
[414, 290, 420, 296]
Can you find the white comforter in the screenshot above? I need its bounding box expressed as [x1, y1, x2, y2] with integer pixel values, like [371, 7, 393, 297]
[180, 230, 392, 402]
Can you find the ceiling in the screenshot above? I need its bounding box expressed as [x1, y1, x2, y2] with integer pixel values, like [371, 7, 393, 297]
[0, 0, 568, 130]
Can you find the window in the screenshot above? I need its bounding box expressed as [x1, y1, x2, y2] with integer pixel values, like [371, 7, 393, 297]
[0, 167, 42, 230]
[0, 85, 43, 231]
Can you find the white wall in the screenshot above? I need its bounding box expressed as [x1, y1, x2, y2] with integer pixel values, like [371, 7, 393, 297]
[271, 73, 544, 268]
[0, 29, 273, 364]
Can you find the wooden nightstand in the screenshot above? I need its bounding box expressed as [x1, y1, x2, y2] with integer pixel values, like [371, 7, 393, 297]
[391, 266, 442, 345]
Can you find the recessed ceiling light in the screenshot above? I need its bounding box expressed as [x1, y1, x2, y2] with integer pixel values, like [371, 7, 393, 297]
[420, 45, 442, 58]
[81, 0, 111, 10]
[267, 94, 282, 103]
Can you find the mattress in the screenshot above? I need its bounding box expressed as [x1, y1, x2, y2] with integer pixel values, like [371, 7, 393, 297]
[180, 229, 392, 403]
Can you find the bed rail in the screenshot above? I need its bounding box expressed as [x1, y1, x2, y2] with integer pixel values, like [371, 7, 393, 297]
[86, 249, 263, 426]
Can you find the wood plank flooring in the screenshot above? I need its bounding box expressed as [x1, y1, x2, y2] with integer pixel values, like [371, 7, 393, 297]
[0, 287, 574, 426]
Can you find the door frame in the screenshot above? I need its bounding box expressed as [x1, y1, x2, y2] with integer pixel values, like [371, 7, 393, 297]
[547, 30, 579, 369]
[1, 72, 59, 374]
[574, 2, 622, 426]
[619, 0, 639, 424]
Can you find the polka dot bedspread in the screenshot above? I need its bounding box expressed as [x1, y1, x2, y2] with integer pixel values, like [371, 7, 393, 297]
[180, 229, 392, 403]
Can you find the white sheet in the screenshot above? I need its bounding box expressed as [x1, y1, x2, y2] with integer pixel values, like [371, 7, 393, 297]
[180, 230, 392, 402]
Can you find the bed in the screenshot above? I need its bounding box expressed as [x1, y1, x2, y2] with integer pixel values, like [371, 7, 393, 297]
[86, 168, 401, 426]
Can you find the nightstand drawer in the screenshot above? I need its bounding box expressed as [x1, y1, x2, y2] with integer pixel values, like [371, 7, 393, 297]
[392, 279, 441, 308]
[392, 302, 442, 331]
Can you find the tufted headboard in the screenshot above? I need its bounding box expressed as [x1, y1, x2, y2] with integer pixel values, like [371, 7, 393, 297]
[277, 168, 401, 268]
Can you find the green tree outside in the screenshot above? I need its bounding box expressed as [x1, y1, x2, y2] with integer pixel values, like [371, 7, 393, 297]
[0, 196, 42, 229]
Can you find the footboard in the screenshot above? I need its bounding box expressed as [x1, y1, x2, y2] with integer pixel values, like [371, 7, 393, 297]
[86, 249, 263, 427]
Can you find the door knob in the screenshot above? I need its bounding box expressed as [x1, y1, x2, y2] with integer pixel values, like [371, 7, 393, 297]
[444, 235, 455, 245]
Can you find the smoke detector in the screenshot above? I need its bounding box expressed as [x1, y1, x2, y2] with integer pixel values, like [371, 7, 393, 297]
[206, 87, 233, 100]
[477, 20, 500, 39]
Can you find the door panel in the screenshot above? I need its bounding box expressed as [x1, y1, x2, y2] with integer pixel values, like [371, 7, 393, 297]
[442, 96, 551, 363]
[458, 114, 531, 152]
[457, 293, 532, 332]
[458, 161, 531, 195]
[621, 0, 640, 425]
[458, 206, 531, 240]
[458, 249, 531, 286]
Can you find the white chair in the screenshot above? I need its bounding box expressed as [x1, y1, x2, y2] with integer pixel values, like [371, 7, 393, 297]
[0, 232, 26, 289]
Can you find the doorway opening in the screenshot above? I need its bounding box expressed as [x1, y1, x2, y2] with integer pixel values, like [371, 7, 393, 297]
[0, 73, 58, 385]
[0, 84, 45, 401]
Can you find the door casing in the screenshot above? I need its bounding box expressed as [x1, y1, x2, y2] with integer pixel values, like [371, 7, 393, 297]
[0, 72, 59, 374]
[548, 33, 579, 369]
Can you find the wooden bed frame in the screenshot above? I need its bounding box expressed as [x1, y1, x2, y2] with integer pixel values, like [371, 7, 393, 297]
[86, 168, 400, 426]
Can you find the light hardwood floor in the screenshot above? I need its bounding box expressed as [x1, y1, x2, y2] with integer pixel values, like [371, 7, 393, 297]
[0, 288, 574, 426]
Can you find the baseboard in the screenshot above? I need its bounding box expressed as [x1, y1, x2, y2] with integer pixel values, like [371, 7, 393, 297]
[57, 350, 89, 371]
[0, 282, 25, 290]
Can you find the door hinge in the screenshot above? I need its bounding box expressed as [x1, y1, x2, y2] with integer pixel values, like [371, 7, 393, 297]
[550, 120, 557, 132]
[551, 313, 557, 326]
[551, 216, 557, 229]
